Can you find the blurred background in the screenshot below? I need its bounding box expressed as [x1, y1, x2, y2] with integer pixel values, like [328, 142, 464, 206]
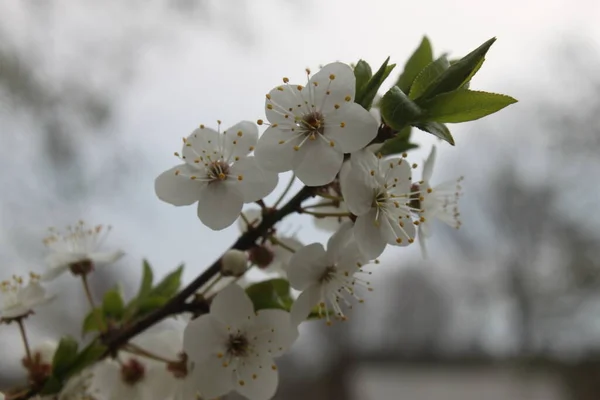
[1, 0, 600, 399]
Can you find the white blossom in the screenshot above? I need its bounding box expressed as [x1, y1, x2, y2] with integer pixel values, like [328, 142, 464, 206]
[183, 284, 297, 400]
[340, 149, 416, 259]
[91, 329, 185, 400]
[415, 146, 463, 257]
[42, 221, 124, 281]
[254, 62, 378, 186]
[1, 273, 52, 320]
[239, 209, 302, 276]
[155, 121, 278, 231]
[288, 222, 373, 326]
[221, 249, 248, 277]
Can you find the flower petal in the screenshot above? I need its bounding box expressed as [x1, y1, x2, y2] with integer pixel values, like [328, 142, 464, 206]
[89, 250, 125, 265]
[189, 357, 234, 399]
[183, 315, 226, 363]
[265, 84, 303, 125]
[229, 156, 278, 203]
[235, 353, 279, 400]
[155, 165, 206, 206]
[253, 309, 298, 357]
[309, 62, 356, 115]
[380, 214, 415, 247]
[182, 126, 221, 161]
[324, 102, 378, 153]
[325, 221, 354, 264]
[222, 121, 259, 159]
[354, 211, 387, 259]
[196, 183, 243, 230]
[290, 285, 321, 326]
[254, 126, 300, 173]
[210, 284, 255, 328]
[19, 282, 48, 308]
[292, 139, 343, 187]
[340, 158, 374, 216]
[423, 145, 437, 182]
[287, 243, 327, 291]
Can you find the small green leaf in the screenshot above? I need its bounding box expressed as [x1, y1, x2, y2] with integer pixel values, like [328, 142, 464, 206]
[246, 279, 293, 312]
[40, 376, 63, 395]
[380, 86, 423, 131]
[102, 288, 125, 320]
[378, 126, 419, 156]
[353, 60, 372, 98]
[409, 56, 450, 100]
[396, 36, 434, 94]
[52, 336, 79, 379]
[416, 37, 497, 101]
[69, 341, 107, 376]
[138, 260, 154, 299]
[150, 264, 184, 299]
[414, 121, 455, 145]
[356, 57, 396, 110]
[136, 296, 170, 315]
[421, 90, 517, 123]
[82, 308, 105, 335]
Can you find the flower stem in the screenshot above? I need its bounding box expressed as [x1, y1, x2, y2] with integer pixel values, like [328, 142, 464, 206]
[315, 192, 342, 201]
[199, 273, 223, 297]
[124, 343, 177, 364]
[270, 236, 296, 253]
[81, 274, 105, 331]
[16, 318, 32, 363]
[273, 173, 296, 208]
[301, 201, 338, 210]
[300, 210, 351, 217]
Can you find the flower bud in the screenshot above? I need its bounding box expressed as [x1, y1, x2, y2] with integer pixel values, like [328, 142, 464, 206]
[221, 250, 248, 277]
[248, 245, 275, 269]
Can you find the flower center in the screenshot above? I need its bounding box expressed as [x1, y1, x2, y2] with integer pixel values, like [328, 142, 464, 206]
[300, 111, 325, 137]
[319, 265, 337, 284]
[227, 333, 250, 358]
[69, 259, 94, 276]
[409, 183, 421, 210]
[121, 358, 145, 385]
[207, 161, 230, 182]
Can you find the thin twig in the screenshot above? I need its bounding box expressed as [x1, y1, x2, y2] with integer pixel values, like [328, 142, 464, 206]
[17, 318, 32, 363]
[273, 173, 296, 208]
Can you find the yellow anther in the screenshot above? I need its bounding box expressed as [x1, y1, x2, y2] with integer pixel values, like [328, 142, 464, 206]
[313, 81, 319, 87]
[249, 146, 255, 151]
[257, 119, 264, 125]
[329, 141, 335, 147]
[200, 124, 205, 129]
[408, 238, 415, 243]
[305, 68, 311, 74]
[427, 188, 433, 193]
[344, 95, 351, 102]
[396, 238, 403, 244]
[329, 74, 336, 80]
[340, 122, 346, 128]
[237, 175, 243, 181]
[175, 170, 180, 176]
[237, 131, 243, 137]
[279, 140, 285, 144]
[174, 152, 180, 157]
[239, 380, 245, 386]
[297, 85, 303, 91]
[334, 104, 340, 109]
[276, 86, 284, 91]
[252, 374, 257, 380]
[283, 77, 289, 83]
[190, 176, 197, 180]
[232, 140, 237, 145]
[293, 145, 300, 151]
[412, 163, 418, 168]
[218, 173, 226, 180]
[267, 104, 273, 110]
[370, 170, 375, 176]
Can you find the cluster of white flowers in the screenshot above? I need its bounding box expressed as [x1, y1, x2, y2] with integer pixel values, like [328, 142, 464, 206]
[1, 61, 464, 400]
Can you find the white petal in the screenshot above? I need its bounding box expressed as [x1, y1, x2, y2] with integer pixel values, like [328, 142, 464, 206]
[222, 121, 259, 159]
[45, 251, 85, 271]
[182, 126, 221, 161]
[19, 282, 48, 308]
[269, 236, 303, 274]
[380, 214, 415, 247]
[354, 211, 387, 259]
[290, 285, 321, 326]
[155, 165, 206, 206]
[196, 183, 243, 230]
[325, 221, 355, 264]
[292, 139, 343, 187]
[254, 126, 299, 173]
[229, 156, 278, 203]
[324, 103, 378, 153]
[287, 243, 327, 291]
[142, 366, 179, 400]
[89, 250, 124, 265]
[340, 159, 374, 216]
[265, 84, 303, 125]
[41, 262, 70, 282]
[309, 62, 356, 115]
[382, 158, 412, 196]
[210, 284, 255, 328]
[235, 353, 279, 400]
[188, 357, 233, 399]
[418, 225, 429, 259]
[253, 309, 298, 357]
[423, 145, 437, 182]
[338, 245, 369, 270]
[311, 199, 348, 232]
[1, 304, 31, 319]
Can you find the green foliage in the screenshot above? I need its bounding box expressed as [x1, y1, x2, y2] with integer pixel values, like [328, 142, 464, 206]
[414, 37, 497, 102]
[355, 57, 396, 110]
[421, 89, 518, 123]
[409, 56, 450, 100]
[138, 259, 154, 299]
[378, 126, 418, 156]
[380, 86, 423, 130]
[102, 288, 125, 320]
[149, 264, 184, 299]
[396, 36, 434, 94]
[246, 279, 294, 312]
[353, 60, 372, 99]
[51, 337, 79, 379]
[414, 121, 455, 145]
[81, 308, 105, 335]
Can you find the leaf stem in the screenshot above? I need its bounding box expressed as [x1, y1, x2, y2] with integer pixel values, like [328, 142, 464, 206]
[16, 318, 32, 364]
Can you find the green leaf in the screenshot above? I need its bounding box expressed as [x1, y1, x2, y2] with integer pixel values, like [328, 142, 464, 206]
[356, 57, 396, 110]
[396, 36, 434, 94]
[102, 288, 125, 320]
[136, 296, 170, 315]
[378, 126, 419, 156]
[69, 341, 107, 376]
[246, 279, 293, 312]
[40, 376, 63, 395]
[52, 336, 79, 379]
[416, 37, 497, 101]
[380, 86, 423, 131]
[82, 308, 105, 335]
[138, 259, 154, 299]
[353, 60, 372, 99]
[150, 264, 184, 299]
[414, 121, 455, 145]
[421, 90, 517, 123]
[409, 56, 450, 100]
